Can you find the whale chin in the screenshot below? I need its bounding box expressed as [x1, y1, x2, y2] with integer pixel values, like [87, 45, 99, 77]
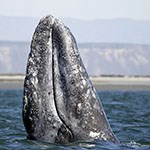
[22, 15, 119, 144]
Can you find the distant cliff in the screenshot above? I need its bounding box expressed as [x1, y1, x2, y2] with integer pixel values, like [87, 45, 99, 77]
[0, 41, 150, 76]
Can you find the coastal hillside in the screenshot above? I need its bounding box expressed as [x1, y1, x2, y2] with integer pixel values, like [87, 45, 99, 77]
[0, 16, 150, 44]
[0, 41, 150, 76]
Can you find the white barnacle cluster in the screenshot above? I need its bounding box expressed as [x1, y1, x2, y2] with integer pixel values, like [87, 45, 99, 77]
[83, 88, 91, 101]
[61, 26, 72, 50]
[32, 91, 38, 101]
[26, 52, 40, 88]
[80, 78, 87, 90]
[80, 100, 94, 128]
[84, 101, 91, 110]
[89, 131, 101, 138]
[23, 95, 28, 113]
[71, 64, 79, 74]
[30, 76, 38, 86]
[76, 103, 82, 115]
[89, 131, 107, 141]
[81, 119, 88, 129]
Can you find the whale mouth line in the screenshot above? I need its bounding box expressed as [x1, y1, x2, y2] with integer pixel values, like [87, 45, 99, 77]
[51, 42, 74, 142]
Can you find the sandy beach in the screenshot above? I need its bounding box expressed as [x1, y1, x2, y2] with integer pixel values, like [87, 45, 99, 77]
[0, 74, 150, 90]
[90, 76, 150, 90]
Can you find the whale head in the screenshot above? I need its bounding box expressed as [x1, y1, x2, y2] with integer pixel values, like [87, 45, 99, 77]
[22, 15, 119, 144]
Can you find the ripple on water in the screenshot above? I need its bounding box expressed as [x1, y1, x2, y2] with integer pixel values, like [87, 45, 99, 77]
[0, 90, 149, 149]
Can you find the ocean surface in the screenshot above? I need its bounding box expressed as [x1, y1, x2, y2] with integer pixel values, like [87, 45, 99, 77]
[0, 89, 149, 150]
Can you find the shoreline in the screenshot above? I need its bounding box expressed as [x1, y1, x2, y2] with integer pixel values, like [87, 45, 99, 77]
[0, 75, 150, 91]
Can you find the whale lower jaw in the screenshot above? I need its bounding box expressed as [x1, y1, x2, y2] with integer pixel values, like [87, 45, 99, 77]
[22, 15, 119, 144]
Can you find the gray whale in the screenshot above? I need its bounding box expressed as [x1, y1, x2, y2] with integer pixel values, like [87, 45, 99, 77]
[23, 15, 119, 144]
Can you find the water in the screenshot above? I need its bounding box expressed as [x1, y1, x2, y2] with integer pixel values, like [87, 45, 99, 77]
[0, 89, 149, 150]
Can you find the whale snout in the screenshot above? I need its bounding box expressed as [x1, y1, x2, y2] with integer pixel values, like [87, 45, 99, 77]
[23, 15, 119, 144]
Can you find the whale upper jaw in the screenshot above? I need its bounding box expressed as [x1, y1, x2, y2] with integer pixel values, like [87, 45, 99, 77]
[22, 15, 119, 144]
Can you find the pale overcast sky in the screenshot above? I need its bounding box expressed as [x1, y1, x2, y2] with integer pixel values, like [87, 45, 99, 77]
[0, 0, 150, 20]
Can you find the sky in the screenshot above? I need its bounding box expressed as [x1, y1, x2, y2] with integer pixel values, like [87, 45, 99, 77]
[0, 0, 150, 20]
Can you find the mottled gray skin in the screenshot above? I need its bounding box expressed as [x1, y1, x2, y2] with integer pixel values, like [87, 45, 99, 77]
[23, 15, 119, 144]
